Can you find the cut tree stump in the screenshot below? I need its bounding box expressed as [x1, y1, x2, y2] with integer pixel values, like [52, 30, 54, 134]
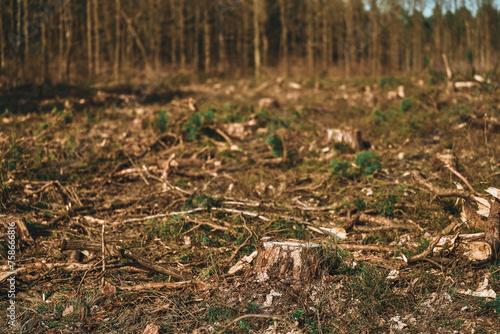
[1, 215, 35, 247]
[253, 238, 322, 283]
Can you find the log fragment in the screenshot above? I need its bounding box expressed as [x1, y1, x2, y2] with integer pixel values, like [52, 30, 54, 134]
[253, 238, 321, 283]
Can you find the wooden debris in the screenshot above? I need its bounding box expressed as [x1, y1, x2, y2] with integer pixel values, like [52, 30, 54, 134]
[142, 324, 160, 334]
[0, 215, 35, 247]
[60, 239, 190, 280]
[253, 238, 321, 283]
[485, 198, 500, 256]
[258, 97, 279, 110]
[227, 250, 258, 275]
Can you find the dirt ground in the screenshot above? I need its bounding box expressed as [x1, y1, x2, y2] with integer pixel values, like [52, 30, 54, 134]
[1, 74, 500, 333]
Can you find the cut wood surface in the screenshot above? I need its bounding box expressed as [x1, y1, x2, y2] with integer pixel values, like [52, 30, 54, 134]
[253, 238, 321, 282]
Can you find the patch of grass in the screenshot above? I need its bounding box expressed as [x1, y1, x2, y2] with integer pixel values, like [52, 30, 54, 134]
[203, 305, 237, 324]
[487, 295, 500, 318]
[374, 193, 399, 217]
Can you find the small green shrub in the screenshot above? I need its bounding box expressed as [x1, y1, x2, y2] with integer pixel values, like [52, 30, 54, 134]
[183, 109, 215, 141]
[156, 109, 169, 133]
[400, 98, 412, 112]
[267, 135, 283, 157]
[372, 108, 387, 125]
[355, 151, 381, 175]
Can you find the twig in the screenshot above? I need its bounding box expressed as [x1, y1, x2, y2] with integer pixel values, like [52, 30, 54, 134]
[101, 223, 106, 287]
[228, 215, 253, 263]
[443, 164, 481, 197]
[121, 208, 205, 223]
[76, 259, 103, 295]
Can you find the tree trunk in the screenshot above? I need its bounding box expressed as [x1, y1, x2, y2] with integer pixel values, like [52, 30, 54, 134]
[178, 0, 185, 70]
[412, 12, 422, 73]
[86, 0, 92, 79]
[242, 7, 248, 74]
[218, 21, 225, 74]
[193, 3, 200, 70]
[0, 3, 5, 70]
[22, 0, 28, 64]
[369, 0, 379, 76]
[41, 11, 48, 82]
[93, 0, 100, 75]
[121, 11, 151, 71]
[306, 0, 313, 71]
[344, 0, 354, 78]
[389, 10, 400, 73]
[321, 0, 328, 73]
[113, 0, 120, 81]
[63, 0, 73, 83]
[278, 0, 288, 77]
[59, 1, 63, 80]
[203, 3, 210, 73]
[253, 0, 261, 78]
[170, 0, 177, 66]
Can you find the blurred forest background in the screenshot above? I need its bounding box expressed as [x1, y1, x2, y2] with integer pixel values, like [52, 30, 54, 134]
[0, 0, 499, 86]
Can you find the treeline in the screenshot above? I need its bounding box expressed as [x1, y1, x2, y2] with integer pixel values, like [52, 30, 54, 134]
[1, 0, 499, 85]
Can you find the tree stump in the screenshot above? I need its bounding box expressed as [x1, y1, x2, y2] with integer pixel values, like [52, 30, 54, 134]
[253, 238, 322, 283]
[1, 215, 35, 247]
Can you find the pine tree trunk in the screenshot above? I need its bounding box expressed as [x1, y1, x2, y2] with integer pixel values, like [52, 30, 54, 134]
[344, 0, 353, 78]
[278, 0, 288, 77]
[113, 0, 120, 81]
[321, 0, 328, 73]
[253, 0, 261, 78]
[203, 3, 210, 73]
[194, 3, 200, 70]
[218, 22, 225, 74]
[93, 0, 100, 75]
[178, 0, 185, 70]
[86, 0, 92, 79]
[306, 0, 313, 71]
[22, 0, 28, 63]
[0, 4, 5, 70]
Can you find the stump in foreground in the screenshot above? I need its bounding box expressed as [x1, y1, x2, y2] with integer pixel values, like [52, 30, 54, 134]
[253, 238, 322, 283]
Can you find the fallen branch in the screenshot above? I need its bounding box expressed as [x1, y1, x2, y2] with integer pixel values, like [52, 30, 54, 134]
[408, 220, 459, 264]
[337, 244, 393, 252]
[119, 281, 198, 291]
[411, 171, 475, 202]
[60, 239, 189, 280]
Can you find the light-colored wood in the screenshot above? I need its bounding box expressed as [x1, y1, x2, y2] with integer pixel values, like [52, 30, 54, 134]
[253, 238, 321, 282]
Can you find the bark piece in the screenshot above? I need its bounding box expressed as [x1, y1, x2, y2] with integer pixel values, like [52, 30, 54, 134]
[253, 238, 321, 283]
